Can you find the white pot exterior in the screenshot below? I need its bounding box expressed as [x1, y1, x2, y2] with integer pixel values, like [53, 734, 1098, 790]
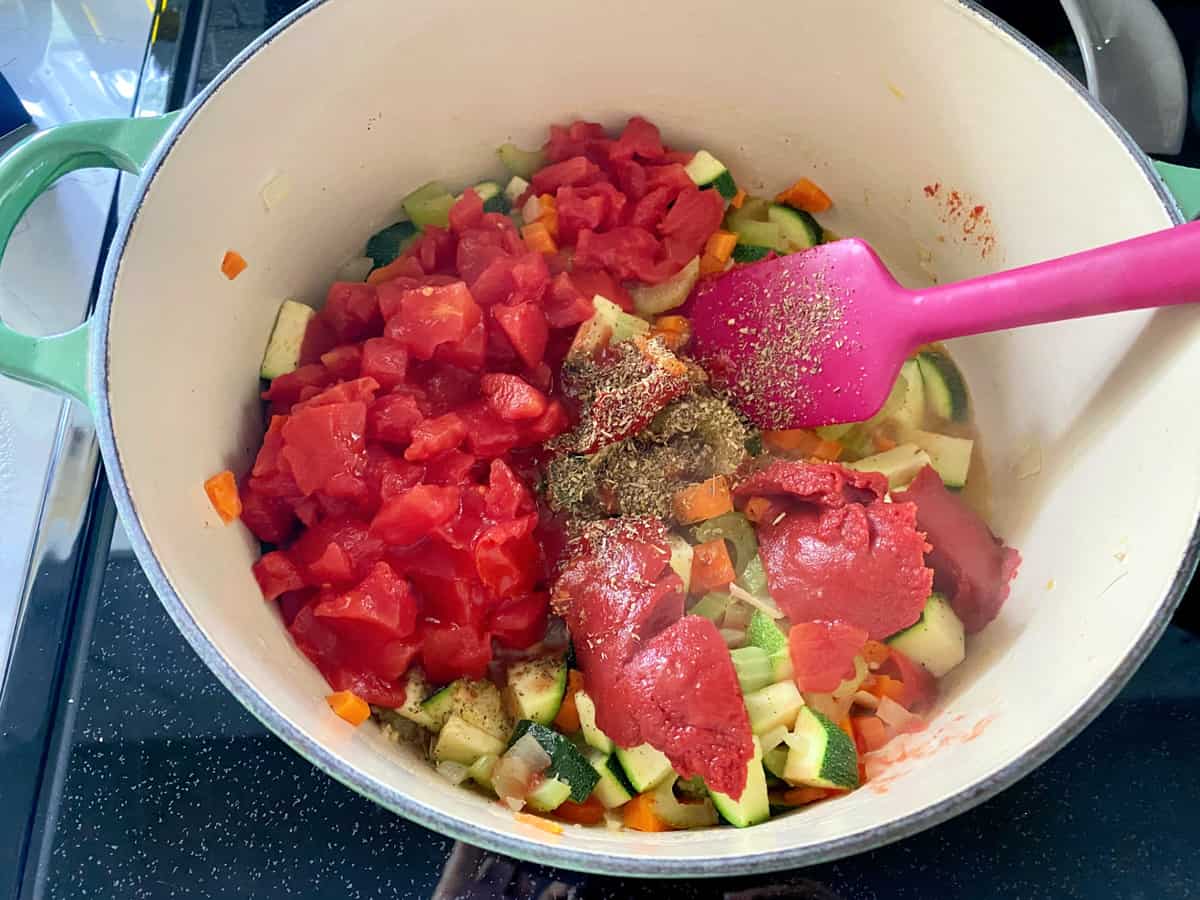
[94, 0, 1195, 876]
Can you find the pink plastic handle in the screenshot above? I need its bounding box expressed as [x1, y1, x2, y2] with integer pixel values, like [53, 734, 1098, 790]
[907, 219, 1200, 345]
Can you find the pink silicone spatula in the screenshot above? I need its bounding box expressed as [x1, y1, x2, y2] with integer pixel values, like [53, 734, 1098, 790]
[684, 221, 1200, 429]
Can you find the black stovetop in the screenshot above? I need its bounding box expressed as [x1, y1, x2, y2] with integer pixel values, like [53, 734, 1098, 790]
[5, 2, 1200, 898]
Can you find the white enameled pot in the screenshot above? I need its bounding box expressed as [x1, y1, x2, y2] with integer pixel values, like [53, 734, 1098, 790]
[1, 0, 1199, 878]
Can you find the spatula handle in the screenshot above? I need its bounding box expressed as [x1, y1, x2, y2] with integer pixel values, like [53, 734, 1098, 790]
[909, 219, 1200, 344]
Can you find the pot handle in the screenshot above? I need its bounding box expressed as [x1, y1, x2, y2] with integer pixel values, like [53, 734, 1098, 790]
[0, 112, 180, 408]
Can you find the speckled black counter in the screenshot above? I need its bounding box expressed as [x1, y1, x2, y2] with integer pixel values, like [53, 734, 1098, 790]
[33, 533, 1200, 899]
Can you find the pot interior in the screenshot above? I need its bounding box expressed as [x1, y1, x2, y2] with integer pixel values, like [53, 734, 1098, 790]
[99, 0, 1196, 874]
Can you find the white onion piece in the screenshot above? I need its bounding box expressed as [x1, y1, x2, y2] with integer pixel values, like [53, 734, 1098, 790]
[852, 690, 880, 710]
[719, 628, 746, 649]
[728, 583, 783, 619]
[436, 760, 470, 786]
[490, 733, 550, 805]
[876, 696, 919, 732]
[336, 255, 374, 282]
[521, 194, 542, 223]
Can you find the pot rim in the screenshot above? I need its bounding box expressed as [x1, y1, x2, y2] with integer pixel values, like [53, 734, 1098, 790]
[90, 0, 1193, 878]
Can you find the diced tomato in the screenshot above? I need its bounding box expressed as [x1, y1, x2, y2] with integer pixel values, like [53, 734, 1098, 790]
[574, 226, 677, 284]
[555, 183, 626, 244]
[544, 273, 595, 328]
[658, 185, 726, 265]
[626, 186, 674, 231]
[421, 621, 493, 683]
[530, 155, 603, 195]
[508, 252, 551, 306]
[423, 448, 477, 486]
[251, 415, 289, 478]
[484, 459, 535, 520]
[448, 188, 485, 234]
[491, 304, 548, 370]
[307, 541, 355, 585]
[313, 561, 418, 641]
[545, 120, 609, 164]
[412, 226, 457, 275]
[489, 591, 550, 649]
[293, 377, 379, 410]
[522, 398, 570, 444]
[384, 281, 483, 361]
[405, 412, 468, 462]
[360, 337, 408, 389]
[879, 646, 939, 712]
[568, 267, 634, 313]
[321, 282, 382, 343]
[299, 315, 339, 366]
[370, 484, 461, 546]
[789, 620, 869, 693]
[436, 320, 487, 371]
[459, 402, 522, 458]
[457, 231, 511, 291]
[611, 116, 664, 162]
[262, 363, 333, 407]
[320, 344, 362, 380]
[368, 392, 425, 445]
[290, 516, 385, 583]
[239, 485, 297, 544]
[253, 550, 305, 601]
[644, 163, 694, 196]
[364, 450, 424, 503]
[280, 402, 368, 496]
[474, 514, 539, 597]
[480, 373, 548, 421]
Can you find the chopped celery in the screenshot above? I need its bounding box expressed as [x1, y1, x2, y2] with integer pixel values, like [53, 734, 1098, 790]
[402, 181, 456, 229]
[690, 592, 732, 622]
[498, 143, 546, 179]
[692, 512, 757, 576]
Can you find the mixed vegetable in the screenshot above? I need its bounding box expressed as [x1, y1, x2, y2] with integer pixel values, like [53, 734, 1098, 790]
[209, 116, 1020, 832]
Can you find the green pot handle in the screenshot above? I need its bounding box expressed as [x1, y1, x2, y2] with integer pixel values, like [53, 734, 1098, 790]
[1156, 161, 1200, 222]
[0, 112, 180, 408]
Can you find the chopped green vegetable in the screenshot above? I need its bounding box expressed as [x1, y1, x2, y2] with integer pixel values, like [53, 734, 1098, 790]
[402, 181, 456, 228]
[508, 720, 599, 802]
[365, 220, 418, 268]
[497, 142, 546, 179]
[691, 511, 757, 575]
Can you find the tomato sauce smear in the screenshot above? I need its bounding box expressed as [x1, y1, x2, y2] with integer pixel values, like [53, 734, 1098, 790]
[242, 115, 723, 708]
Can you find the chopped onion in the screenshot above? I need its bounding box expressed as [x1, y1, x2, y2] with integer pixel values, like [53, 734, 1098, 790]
[759, 724, 789, 752]
[436, 760, 470, 786]
[259, 173, 291, 210]
[728, 583, 783, 620]
[876, 695, 919, 732]
[336, 255, 374, 282]
[853, 690, 880, 710]
[719, 627, 746, 649]
[490, 733, 550, 806]
[521, 194, 542, 223]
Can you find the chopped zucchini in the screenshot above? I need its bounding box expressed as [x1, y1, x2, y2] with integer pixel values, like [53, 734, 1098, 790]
[899, 428, 973, 488]
[745, 610, 788, 655]
[260, 299, 315, 380]
[594, 295, 650, 344]
[731, 243, 772, 264]
[917, 350, 969, 422]
[497, 142, 546, 179]
[468, 753, 498, 790]
[667, 534, 695, 594]
[709, 737, 770, 827]
[615, 742, 675, 793]
[732, 220, 784, 253]
[575, 690, 613, 753]
[629, 256, 700, 316]
[744, 680, 804, 735]
[586, 748, 635, 808]
[892, 358, 926, 429]
[421, 679, 509, 739]
[724, 195, 771, 232]
[768, 647, 794, 683]
[843, 443, 933, 490]
[767, 204, 822, 250]
[689, 591, 732, 622]
[685, 149, 738, 201]
[402, 181, 456, 229]
[886, 593, 965, 677]
[730, 646, 773, 694]
[467, 180, 508, 214]
[504, 656, 568, 726]
[392, 668, 435, 729]
[762, 746, 789, 780]
[433, 714, 506, 766]
[525, 776, 572, 812]
[653, 777, 719, 828]
[364, 220, 419, 269]
[508, 720, 599, 802]
[783, 706, 859, 790]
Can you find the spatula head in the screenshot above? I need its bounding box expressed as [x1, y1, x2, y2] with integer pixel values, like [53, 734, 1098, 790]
[684, 238, 914, 430]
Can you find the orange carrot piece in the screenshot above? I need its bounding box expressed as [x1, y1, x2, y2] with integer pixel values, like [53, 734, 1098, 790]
[781, 786, 831, 806]
[775, 177, 832, 213]
[704, 230, 738, 264]
[730, 188, 747, 209]
[221, 250, 248, 280]
[204, 470, 242, 524]
[862, 639, 891, 666]
[622, 793, 670, 832]
[554, 670, 585, 733]
[537, 194, 559, 239]
[762, 429, 842, 461]
[367, 255, 414, 286]
[742, 496, 775, 524]
[872, 433, 898, 452]
[554, 794, 606, 825]
[649, 314, 692, 351]
[867, 674, 906, 702]
[521, 221, 558, 255]
[852, 715, 890, 753]
[838, 715, 856, 746]
[699, 253, 726, 276]
[325, 690, 370, 726]
[690, 538, 737, 595]
[672, 475, 733, 525]
[515, 811, 564, 835]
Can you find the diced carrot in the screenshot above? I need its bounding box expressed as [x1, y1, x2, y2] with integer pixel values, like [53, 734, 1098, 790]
[554, 794, 606, 825]
[650, 314, 691, 352]
[780, 786, 830, 806]
[204, 470, 242, 524]
[762, 428, 843, 461]
[730, 188, 747, 209]
[775, 177, 832, 213]
[672, 475, 733, 524]
[221, 250, 248, 280]
[553, 670, 585, 733]
[862, 639, 891, 666]
[515, 811, 564, 835]
[690, 538, 736, 595]
[742, 496, 774, 524]
[852, 715, 890, 753]
[699, 253, 726, 276]
[872, 432, 898, 452]
[325, 690, 370, 726]
[622, 792, 670, 832]
[866, 674, 906, 702]
[537, 193, 559, 239]
[521, 221, 558, 255]
[838, 715, 856, 746]
[367, 255, 414, 286]
[704, 230, 738, 264]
